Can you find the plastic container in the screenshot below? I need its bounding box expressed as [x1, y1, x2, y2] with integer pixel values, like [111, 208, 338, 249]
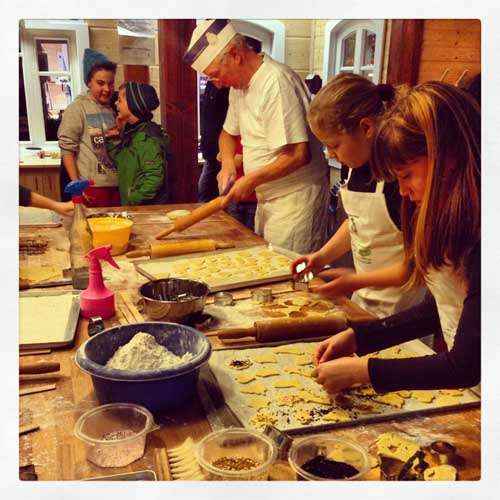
[74, 322, 212, 414]
[74, 403, 158, 468]
[88, 216, 134, 256]
[288, 435, 369, 481]
[196, 428, 277, 481]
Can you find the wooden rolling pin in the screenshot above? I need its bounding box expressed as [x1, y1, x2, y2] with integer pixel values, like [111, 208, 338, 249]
[155, 196, 226, 240]
[126, 239, 234, 259]
[19, 361, 60, 375]
[217, 314, 348, 343]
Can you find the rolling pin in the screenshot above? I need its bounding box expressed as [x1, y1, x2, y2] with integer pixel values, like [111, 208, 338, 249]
[126, 239, 235, 259]
[19, 361, 60, 375]
[155, 196, 226, 240]
[217, 314, 348, 343]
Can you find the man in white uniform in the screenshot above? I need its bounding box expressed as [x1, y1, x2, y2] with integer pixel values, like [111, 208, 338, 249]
[184, 19, 330, 253]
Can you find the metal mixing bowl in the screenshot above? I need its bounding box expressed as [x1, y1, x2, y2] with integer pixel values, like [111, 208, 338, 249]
[139, 278, 209, 321]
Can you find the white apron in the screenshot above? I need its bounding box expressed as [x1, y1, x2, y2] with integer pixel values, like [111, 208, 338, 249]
[425, 265, 480, 394]
[425, 265, 468, 351]
[254, 183, 329, 254]
[340, 170, 424, 318]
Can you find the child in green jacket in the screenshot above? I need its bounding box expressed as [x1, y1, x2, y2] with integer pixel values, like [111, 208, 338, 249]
[106, 82, 170, 205]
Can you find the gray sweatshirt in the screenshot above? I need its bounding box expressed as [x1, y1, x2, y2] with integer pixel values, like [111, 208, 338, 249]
[57, 92, 118, 187]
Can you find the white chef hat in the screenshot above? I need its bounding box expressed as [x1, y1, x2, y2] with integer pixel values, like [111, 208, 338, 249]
[184, 19, 238, 73]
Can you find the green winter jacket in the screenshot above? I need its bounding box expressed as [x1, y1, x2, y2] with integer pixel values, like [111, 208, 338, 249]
[106, 121, 170, 205]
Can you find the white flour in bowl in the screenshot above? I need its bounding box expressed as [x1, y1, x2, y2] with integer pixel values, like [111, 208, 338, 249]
[106, 332, 193, 371]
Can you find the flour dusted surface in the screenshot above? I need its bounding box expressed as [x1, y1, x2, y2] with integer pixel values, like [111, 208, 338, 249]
[106, 332, 193, 371]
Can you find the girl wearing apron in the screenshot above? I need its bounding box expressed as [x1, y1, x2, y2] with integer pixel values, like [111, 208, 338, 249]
[310, 81, 480, 394]
[293, 73, 424, 318]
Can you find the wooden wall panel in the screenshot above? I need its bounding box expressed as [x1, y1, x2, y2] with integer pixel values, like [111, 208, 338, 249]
[386, 20, 424, 85]
[123, 65, 150, 84]
[417, 19, 481, 84]
[158, 20, 199, 203]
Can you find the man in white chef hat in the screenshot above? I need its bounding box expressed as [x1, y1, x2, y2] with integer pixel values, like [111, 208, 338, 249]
[184, 19, 330, 254]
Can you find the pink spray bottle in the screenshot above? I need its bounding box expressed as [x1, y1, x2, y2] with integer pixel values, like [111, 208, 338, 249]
[80, 245, 120, 319]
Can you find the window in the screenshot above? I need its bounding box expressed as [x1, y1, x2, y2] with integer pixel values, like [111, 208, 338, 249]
[19, 20, 89, 146]
[323, 20, 385, 84]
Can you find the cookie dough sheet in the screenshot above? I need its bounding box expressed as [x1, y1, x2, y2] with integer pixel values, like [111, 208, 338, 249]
[208, 340, 480, 433]
[135, 245, 295, 292]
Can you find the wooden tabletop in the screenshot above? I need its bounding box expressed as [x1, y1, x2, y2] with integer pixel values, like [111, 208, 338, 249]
[19, 204, 480, 481]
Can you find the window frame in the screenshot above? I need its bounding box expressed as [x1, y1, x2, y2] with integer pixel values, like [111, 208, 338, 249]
[323, 20, 386, 84]
[19, 20, 89, 148]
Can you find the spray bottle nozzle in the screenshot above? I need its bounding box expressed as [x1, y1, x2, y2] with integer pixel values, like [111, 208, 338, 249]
[64, 179, 95, 196]
[86, 245, 120, 269]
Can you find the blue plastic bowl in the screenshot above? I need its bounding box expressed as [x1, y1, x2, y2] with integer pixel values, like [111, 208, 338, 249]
[75, 322, 212, 414]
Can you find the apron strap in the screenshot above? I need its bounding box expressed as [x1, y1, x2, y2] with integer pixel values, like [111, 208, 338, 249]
[375, 180, 385, 194]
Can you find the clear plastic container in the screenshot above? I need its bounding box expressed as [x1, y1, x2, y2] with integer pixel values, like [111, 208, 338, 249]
[196, 428, 277, 481]
[288, 435, 370, 481]
[74, 403, 158, 468]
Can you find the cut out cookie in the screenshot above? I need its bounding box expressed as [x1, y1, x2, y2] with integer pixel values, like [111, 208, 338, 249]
[434, 394, 461, 406]
[273, 378, 301, 389]
[249, 410, 278, 429]
[438, 389, 464, 397]
[375, 432, 420, 462]
[276, 393, 302, 407]
[410, 390, 435, 404]
[235, 373, 256, 384]
[373, 393, 405, 409]
[240, 382, 267, 395]
[246, 396, 270, 409]
[252, 352, 278, 364]
[296, 355, 313, 366]
[323, 409, 351, 423]
[295, 409, 313, 424]
[424, 465, 457, 481]
[273, 345, 303, 355]
[255, 367, 280, 378]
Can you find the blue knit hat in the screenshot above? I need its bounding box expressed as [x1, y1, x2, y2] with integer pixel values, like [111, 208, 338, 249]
[125, 82, 160, 120]
[83, 48, 111, 85]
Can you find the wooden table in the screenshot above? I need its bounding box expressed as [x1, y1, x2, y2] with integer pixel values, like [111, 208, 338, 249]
[19, 204, 480, 481]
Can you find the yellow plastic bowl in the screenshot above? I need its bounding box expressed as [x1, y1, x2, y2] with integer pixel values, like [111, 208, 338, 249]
[88, 217, 134, 256]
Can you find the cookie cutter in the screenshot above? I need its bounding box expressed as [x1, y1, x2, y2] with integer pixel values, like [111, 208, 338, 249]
[251, 288, 273, 304]
[429, 440, 458, 465]
[214, 291, 234, 306]
[88, 316, 105, 337]
[292, 280, 309, 291]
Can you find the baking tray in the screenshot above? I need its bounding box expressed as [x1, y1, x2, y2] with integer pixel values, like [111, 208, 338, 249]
[134, 244, 299, 293]
[19, 290, 80, 349]
[19, 206, 62, 227]
[208, 339, 481, 435]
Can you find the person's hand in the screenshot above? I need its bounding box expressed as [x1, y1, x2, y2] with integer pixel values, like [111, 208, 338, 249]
[223, 174, 257, 205]
[217, 159, 236, 194]
[291, 251, 328, 279]
[312, 356, 369, 394]
[314, 327, 357, 365]
[53, 200, 75, 216]
[310, 267, 359, 298]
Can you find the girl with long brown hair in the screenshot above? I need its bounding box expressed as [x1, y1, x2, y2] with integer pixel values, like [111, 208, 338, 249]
[292, 73, 424, 319]
[312, 81, 480, 393]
